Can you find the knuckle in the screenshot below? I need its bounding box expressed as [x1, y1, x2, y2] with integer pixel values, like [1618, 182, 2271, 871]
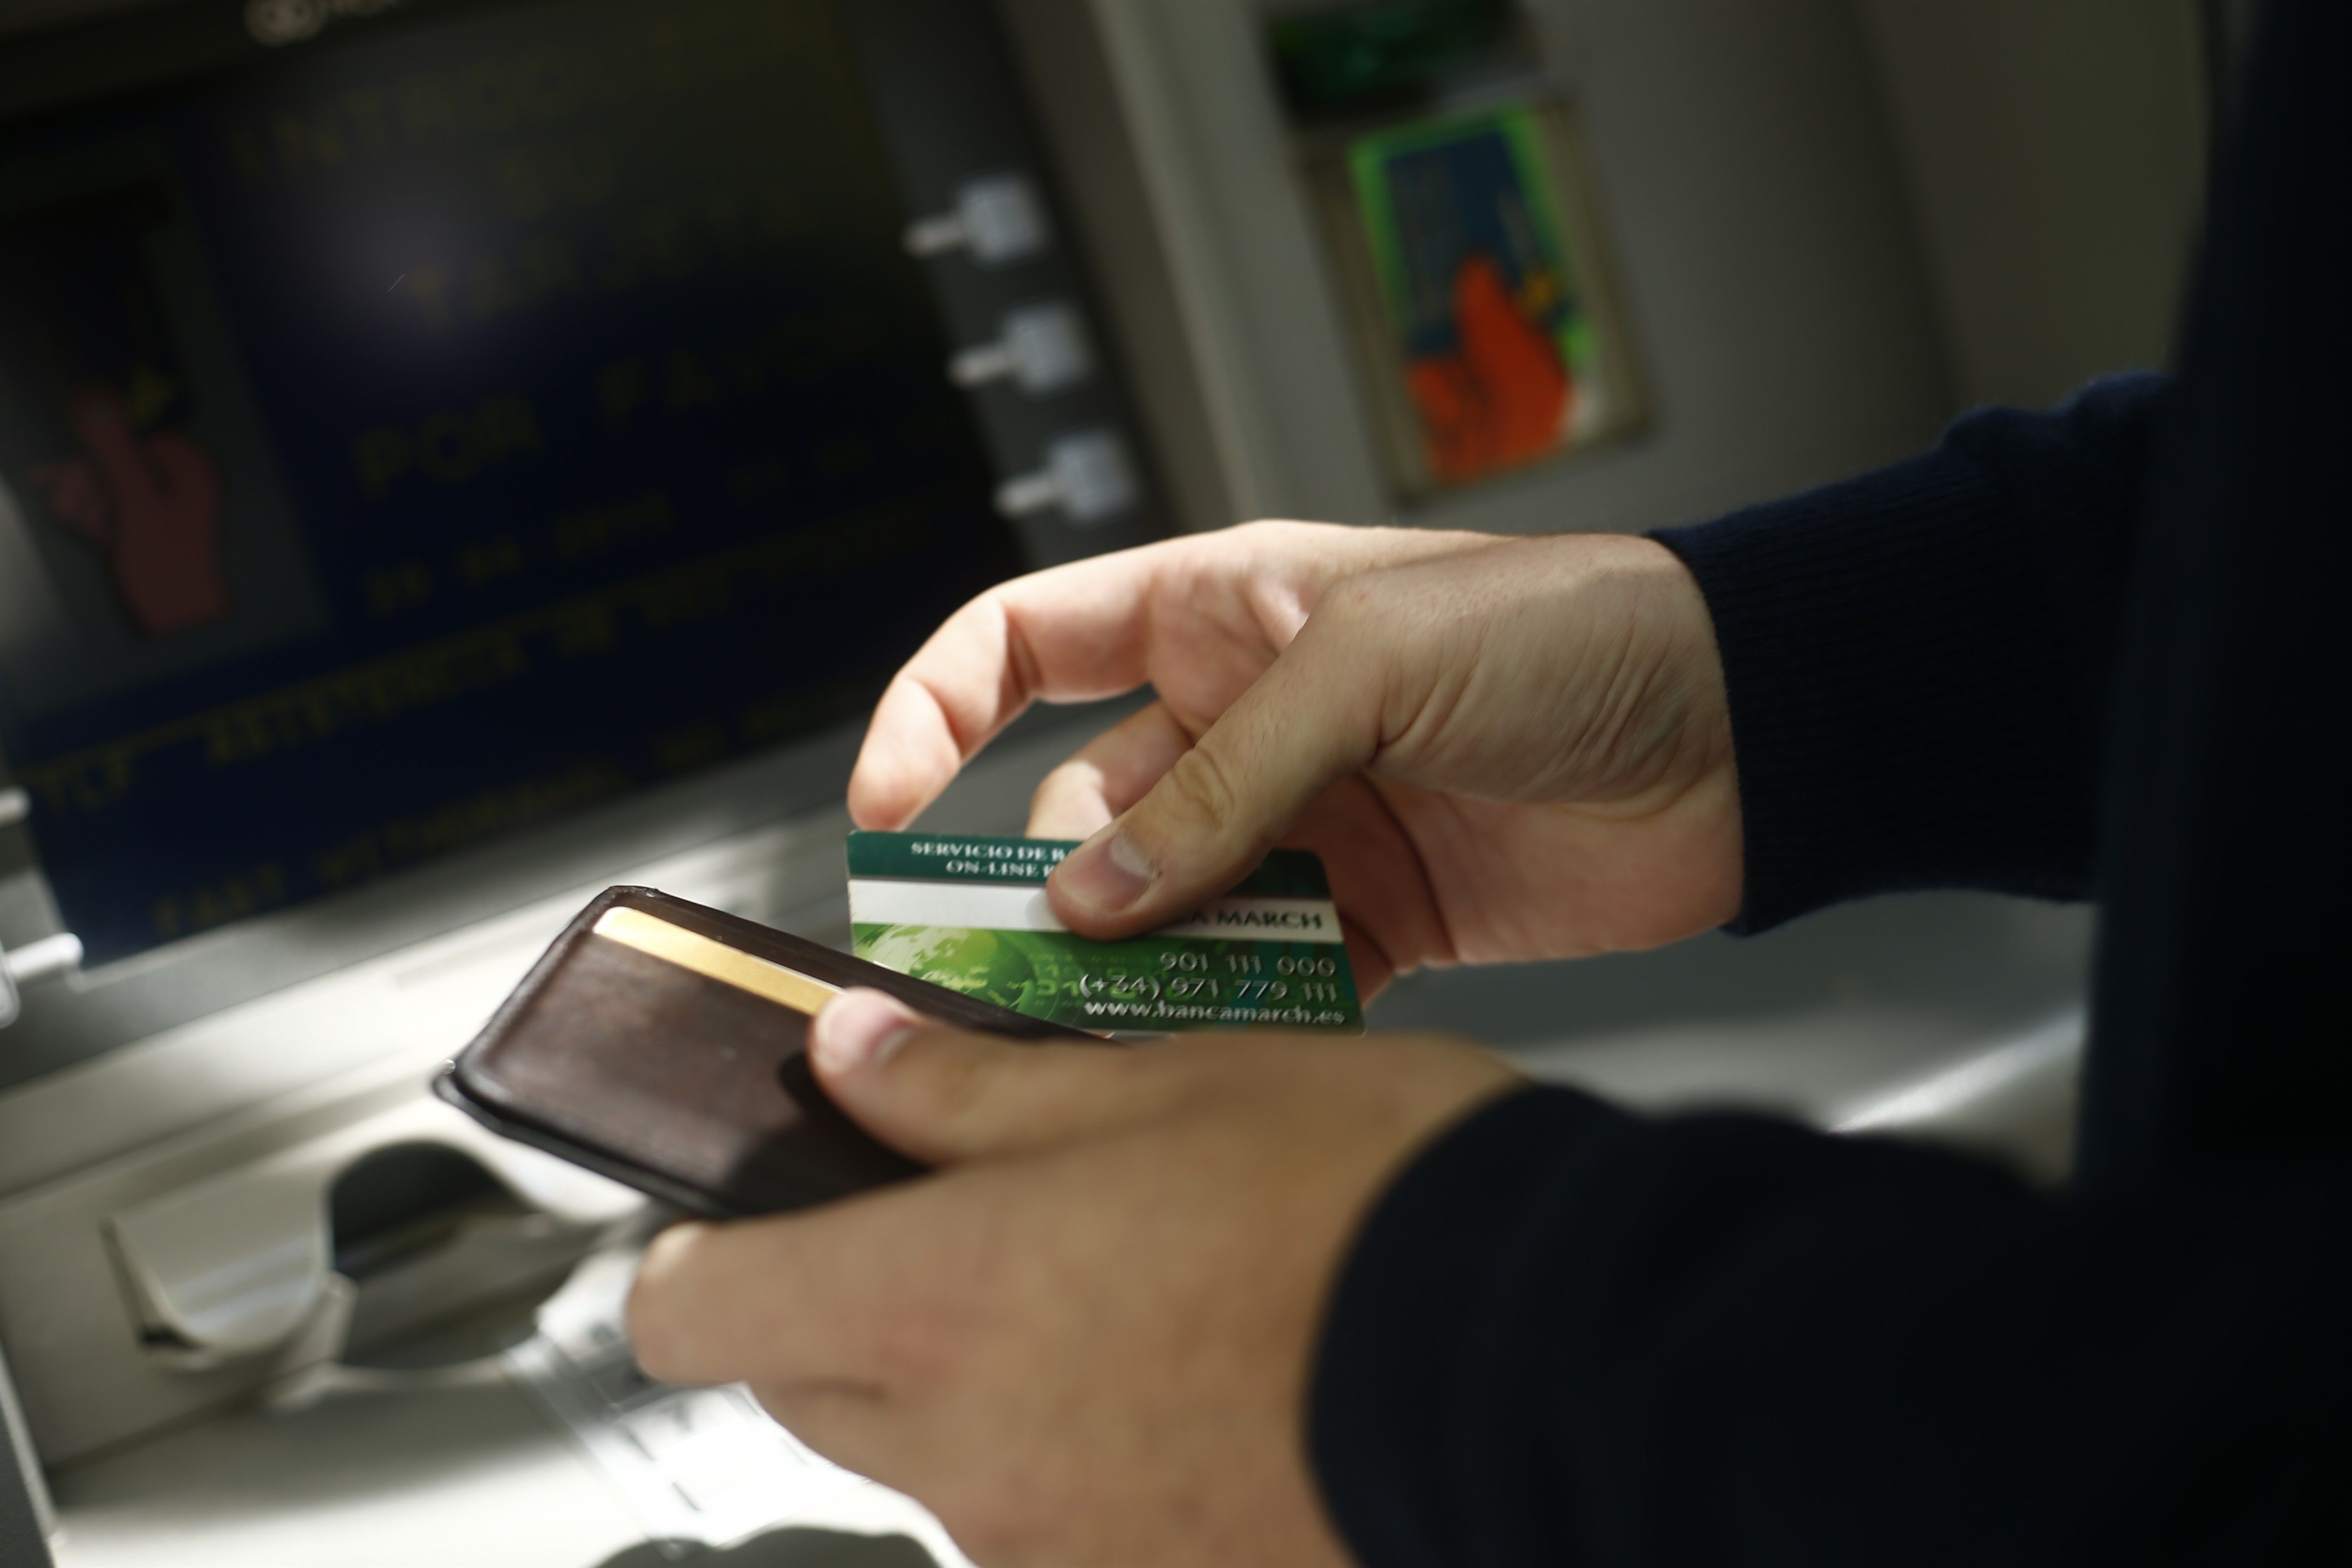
[624, 1302, 676, 1380]
[1028, 762, 1083, 815]
[1313, 569, 1391, 629]
[1025, 773, 1057, 821]
[624, 1232, 697, 1376]
[906, 1041, 997, 1134]
[1156, 742, 1245, 837]
[868, 1294, 971, 1389]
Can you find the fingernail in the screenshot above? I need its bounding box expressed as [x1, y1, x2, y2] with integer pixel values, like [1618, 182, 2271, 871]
[812, 988, 920, 1075]
[1055, 829, 1155, 914]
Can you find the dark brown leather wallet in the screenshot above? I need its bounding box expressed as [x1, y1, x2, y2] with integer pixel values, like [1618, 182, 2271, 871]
[435, 886, 1097, 1217]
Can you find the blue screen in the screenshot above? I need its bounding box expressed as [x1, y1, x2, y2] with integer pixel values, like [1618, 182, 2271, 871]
[0, 0, 1022, 962]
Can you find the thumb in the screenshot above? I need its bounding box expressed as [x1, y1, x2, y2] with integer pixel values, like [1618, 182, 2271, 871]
[1048, 609, 1382, 937]
[809, 988, 1166, 1164]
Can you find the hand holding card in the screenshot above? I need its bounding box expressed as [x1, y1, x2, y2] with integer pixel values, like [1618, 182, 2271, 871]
[847, 831, 1364, 1035]
[435, 887, 1096, 1217]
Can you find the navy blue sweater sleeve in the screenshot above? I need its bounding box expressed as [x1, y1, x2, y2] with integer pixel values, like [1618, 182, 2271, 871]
[1311, 1089, 2352, 1567]
[1653, 376, 2163, 931]
[1311, 3, 2352, 1562]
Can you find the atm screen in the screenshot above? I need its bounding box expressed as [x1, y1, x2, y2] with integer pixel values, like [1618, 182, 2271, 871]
[0, 0, 1126, 965]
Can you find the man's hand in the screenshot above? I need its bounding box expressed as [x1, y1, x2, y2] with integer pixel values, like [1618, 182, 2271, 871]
[849, 522, 1739, 995]
[628, 990, 1522, 1568]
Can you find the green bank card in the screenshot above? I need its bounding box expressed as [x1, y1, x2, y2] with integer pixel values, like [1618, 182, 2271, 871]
[847, 833, 1363, 1034]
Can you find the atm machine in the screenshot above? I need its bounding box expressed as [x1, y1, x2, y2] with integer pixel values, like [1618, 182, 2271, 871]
[0, 1, 2203, 1564]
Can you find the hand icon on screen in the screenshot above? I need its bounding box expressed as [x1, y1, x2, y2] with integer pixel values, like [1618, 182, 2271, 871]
[32, 387, 229, 638]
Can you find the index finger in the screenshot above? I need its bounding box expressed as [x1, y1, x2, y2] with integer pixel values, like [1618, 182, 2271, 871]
[847, 542, 1193, 830]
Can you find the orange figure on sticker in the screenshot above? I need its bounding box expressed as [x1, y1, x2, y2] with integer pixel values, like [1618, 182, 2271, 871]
[1350, 107, 1613, 491]
[1405, 256, 1573, 484]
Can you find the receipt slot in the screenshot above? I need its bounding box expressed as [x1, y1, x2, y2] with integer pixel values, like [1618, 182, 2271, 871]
[105, 1098, 639, 1372]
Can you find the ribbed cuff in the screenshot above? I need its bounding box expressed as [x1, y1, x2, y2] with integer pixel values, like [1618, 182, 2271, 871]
[1653, 444, 2105, 932]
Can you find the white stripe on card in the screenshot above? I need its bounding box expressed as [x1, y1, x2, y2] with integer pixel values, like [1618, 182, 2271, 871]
[845, 879, 1346, 944]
